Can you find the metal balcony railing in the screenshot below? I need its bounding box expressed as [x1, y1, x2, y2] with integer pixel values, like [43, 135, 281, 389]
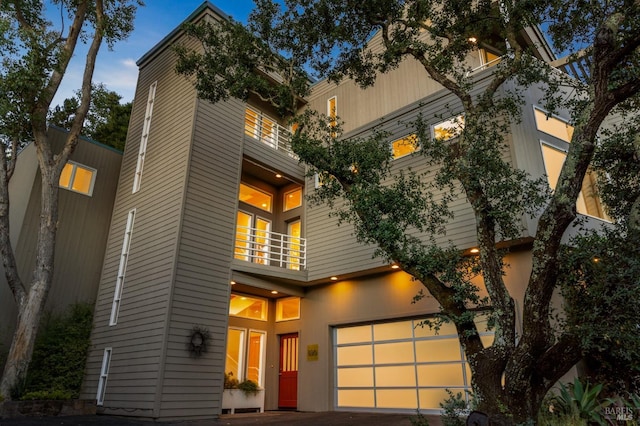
[234, 225, 306, 270]
[244, 107, 296, 158]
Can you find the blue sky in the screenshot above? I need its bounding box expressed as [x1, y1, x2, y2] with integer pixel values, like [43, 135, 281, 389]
[53, 1, 256, 105]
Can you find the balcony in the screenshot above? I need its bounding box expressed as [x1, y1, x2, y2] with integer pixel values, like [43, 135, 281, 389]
[234, 225, 306, 270]
[244, 107, 296, 158]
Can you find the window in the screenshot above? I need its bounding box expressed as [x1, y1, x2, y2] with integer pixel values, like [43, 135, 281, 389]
[235, 211, 272, 265]
[283, 188, 302, 211]
[432, 115, 465, 141]
[534, 108, 574, 143]
[541, 143, 609, 219]
[96, 348, 112, 406]
[110, 209, 136, 326]
[287, 220, 302, 270]
[391, 134, 420, 159]
[328, 96, 337, 124]
[276, 297, 301, 321]
[480, 48, 501, 67]
[225, 327, 266, 386]
[59, 161, 96, 196]
[239, 183, 272, 212]
[133, 81, 157, 193]
[229, 294, 268, 321]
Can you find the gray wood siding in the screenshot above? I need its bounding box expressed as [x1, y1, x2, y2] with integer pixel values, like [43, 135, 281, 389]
[81, 25, 198, 416]
[157, 97, 245, 419]
[0, 130, 121, 347]
[306, 73, 516, 281]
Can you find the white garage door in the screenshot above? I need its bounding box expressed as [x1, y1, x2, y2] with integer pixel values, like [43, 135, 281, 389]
[334, 317, 493, 412]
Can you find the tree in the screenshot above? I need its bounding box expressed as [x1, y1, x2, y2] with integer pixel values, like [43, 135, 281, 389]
[0, 0, 140, 399]
[175, 0, 640, 423]
[49, 83, 132, 151]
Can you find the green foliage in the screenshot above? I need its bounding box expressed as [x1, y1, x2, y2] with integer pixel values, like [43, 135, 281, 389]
[224, 372, 260, 396]
[20, 389, 73, 401]
[440, 389, 469, 426]
[558, 226, 640, 397]
[541, 379, 607, 426]
[48, 84, 132, 151]
[18, 303, 94, 400]
[410, 410, 431, 426]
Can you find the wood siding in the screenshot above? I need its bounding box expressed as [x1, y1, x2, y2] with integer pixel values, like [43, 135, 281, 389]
[157, 97, 245, 419]
[0, 130, 121, 349]
[81, 23, 198, 416]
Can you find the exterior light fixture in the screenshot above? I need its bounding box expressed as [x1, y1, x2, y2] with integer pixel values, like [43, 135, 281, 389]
[230, 280, 236, 285]
[275, 174, 282, 178]
[391, 264, 400, 269]
[470, 248, 480, 254]
[330, 276, 338, 281]
[468, 37, 478, 43]
[271, 290, 278, 294]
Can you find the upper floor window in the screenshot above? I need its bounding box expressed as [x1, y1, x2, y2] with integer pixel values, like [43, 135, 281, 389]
[540, 143, 609, 220]
[133, 81, 157, 193]
[328, 96, 337, 123]
[239, 183, 272, 212]
[534, 107, 574, 143]
[432, 114, 465, 141]
[480, 48, 501, 67]
[283, 187, 302, 211]
[59, 161, 96, 196]
[391, 134, 420, 159]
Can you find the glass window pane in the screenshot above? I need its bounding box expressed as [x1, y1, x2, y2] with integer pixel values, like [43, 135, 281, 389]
[229, 294, 267, 320]
[276, 297, 301, 321]
[245, 108, 258, 138]
[376, 389, 418, 409]
[415, 338, 462, 362]
[413, 320, 457, 337]
[337, 325, 372, 345]
[72, 165, 94, 194]
[375, 365, 417, 387]
[337, 367, 374, 388]
[433, 115, 464, 141]
[287, 221, 302, 270]
[234, 212, 252, 261]
[284, 188, 302, 211]
[417, 364, 465, 387]
[239, 183, 272, 212]
[374, 342, 414, 364]
[59, 163, 73, 188]
[534, 109, 574, 143]
[373, 320, 413, 341]
[246, 331, 265, 386]
[392, 134, 419, 159]
[225, 328, 245, 381]
[254, 218, 270, 265]
[337, 345, 372, 366]
[419, 388, 457, 410]
[337, 389, 375, 407]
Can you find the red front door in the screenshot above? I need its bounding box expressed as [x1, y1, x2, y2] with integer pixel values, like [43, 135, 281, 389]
[278, 333, 298, 408]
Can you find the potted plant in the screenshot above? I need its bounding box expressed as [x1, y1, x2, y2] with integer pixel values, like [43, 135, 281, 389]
[222, 372, 264, 414]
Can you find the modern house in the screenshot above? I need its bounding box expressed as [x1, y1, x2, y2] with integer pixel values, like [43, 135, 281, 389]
[79, 1, 610, 421]
[0, 127, 122, 351]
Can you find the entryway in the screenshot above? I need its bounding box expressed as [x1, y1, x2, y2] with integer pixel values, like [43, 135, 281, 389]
[278, 332, 298, 408]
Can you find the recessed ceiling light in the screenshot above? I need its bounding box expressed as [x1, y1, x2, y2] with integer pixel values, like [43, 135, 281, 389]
[271, 290, 278, 294]
[470, 248, 480, 254]
[275, 174, 282, 178]
[330, 276, 338, 281]
[230, 281, 236, 285]
[391, 264, 400, 269]
[468, 37, 478, 43]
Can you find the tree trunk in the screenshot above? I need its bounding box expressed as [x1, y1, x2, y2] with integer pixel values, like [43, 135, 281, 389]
[0, 167, 60, 400]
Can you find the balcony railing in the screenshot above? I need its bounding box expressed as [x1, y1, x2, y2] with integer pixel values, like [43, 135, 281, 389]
[234, 225, 306, 270]
[244, 107, 296, 158]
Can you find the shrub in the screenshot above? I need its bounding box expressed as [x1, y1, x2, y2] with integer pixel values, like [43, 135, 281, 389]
[18, 303, 94, 399]
[440, 389, 469, 426]
[20, 389, 73, 401]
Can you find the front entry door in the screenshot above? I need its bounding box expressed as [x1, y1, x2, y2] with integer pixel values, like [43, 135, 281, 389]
[278, 333, 298, 408]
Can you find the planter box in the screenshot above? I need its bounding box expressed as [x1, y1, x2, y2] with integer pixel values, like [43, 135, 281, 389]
[222, 389, 264, 414]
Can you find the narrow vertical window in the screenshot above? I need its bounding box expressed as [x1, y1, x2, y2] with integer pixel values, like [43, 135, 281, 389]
[110, 209, 136, 326]
[133, 81, 157, 193]
[328, 96, 337, 136]
[96, 348, 112, 406]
